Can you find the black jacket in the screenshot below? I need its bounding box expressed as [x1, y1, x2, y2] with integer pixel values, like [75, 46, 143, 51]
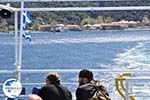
[76, 81, 110, 100]
[76, 83, 96, 100]
[38, 84, 72, 100]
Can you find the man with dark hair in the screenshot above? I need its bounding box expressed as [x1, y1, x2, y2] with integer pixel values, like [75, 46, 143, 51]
[38, 72, 72, 100]
[76, 69, 110, 100]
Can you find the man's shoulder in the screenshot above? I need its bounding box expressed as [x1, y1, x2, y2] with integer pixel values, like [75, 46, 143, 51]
[78, 83, 95, 91]
[43, 84, 56, 88]
[40, 84, 58, 91]
[76, 83, 96, 99]
[79, 83, 94, 88]
[57, 84, 70, 92]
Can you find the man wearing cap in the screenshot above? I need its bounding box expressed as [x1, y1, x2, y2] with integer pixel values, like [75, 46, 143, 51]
[37, 72, 72, 100]
[76, 69, 110, 100]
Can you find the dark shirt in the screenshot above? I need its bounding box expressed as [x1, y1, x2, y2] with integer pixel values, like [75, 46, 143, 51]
[76, 81, 110, 100]
[76, 83, 96, 100]
[38, 84, 72, 100]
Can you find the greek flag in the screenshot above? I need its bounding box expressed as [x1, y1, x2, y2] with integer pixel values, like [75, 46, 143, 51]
[22, 9, 32, 41]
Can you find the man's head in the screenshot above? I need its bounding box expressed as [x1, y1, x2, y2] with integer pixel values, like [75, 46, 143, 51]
[78, 69, 93, 85]
[28, 94, 42, 100]
[46, 72, 60, 85]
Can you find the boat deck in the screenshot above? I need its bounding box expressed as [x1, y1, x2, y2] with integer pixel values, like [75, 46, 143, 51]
[1, 69, 150, 100]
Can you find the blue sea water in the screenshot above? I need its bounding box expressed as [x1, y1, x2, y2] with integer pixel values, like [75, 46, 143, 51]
[0, 30, 150, 99]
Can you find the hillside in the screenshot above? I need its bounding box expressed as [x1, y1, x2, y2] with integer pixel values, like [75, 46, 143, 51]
[28, 0, 150, 24]
[0, 0, 150, 31]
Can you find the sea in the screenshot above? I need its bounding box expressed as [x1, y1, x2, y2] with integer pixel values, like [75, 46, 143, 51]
[0, 30, 150, 100]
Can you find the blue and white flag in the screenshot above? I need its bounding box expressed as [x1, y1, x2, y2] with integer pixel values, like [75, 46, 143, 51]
[22, 9, 32, 41]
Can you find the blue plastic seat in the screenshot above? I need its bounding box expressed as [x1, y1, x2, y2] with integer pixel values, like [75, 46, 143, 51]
[32, 87, 41, 94]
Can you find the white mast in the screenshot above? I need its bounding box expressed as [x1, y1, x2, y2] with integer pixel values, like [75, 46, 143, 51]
[0, 4, 20, 80]
[14, 11, 19, 79]
[17, 1, 24, 80]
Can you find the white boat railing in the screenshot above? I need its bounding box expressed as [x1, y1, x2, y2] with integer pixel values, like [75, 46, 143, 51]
[125, 77, 150, 100]
[0, 0, 136, 2]
[0, 69, 150, 100]
[0, 0, 150, 81]
[0, 68, 150, 73]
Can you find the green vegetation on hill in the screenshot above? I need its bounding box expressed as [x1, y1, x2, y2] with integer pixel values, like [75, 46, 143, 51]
[29, 0, 150, 24]
[0, 0, 150, 31]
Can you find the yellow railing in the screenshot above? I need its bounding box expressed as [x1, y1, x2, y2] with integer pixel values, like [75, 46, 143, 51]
[115, 73, 135, 100]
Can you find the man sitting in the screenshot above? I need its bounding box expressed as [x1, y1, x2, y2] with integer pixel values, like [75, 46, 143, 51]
[76, 69, 110, 100]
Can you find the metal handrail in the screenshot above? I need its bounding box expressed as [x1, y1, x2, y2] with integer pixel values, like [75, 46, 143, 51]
[0, 69, 150, 100]
[0, 0, 135, 2]
[125, 77, 150, 100]
[1, 6, 150, 12]
[18, 69, 150, 73]
[2, 68, 150, 74]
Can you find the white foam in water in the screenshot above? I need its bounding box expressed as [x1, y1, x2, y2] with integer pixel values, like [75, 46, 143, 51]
[1, 31, 150, 99]
[113, 41, 150, 99]
[27, 33, 150, 99]
[115, 42, 145, 67]
[1, 31, 150, 45]
[30, 34, 150, 45]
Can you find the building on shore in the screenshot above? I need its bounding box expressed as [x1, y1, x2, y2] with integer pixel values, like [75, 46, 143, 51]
[40, 24, 82, 32]
[101, 23, 126, 30]
[65, 24, 82, 31]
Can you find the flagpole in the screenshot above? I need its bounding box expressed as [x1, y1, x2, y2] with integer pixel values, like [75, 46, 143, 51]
[18, 1, 24, 80]
[15, 11, 19, 79]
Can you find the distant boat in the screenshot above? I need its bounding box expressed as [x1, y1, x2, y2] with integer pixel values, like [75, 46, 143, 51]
[55, 27, 64, 32]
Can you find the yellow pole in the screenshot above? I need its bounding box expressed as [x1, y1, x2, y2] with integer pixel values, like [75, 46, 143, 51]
[115, 73, 135, 100]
